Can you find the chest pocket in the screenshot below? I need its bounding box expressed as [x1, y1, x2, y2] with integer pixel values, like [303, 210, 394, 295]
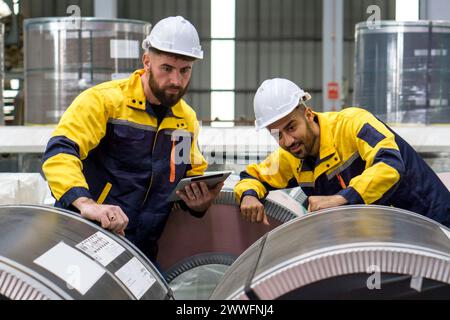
[114, 124, 146, 140]
[107, 124, 153, 171]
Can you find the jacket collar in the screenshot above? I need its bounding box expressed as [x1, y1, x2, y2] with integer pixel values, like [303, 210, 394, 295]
[125, 69, 185, 118]
[314, 111, 337, 161]
[310, 111, 341, 179]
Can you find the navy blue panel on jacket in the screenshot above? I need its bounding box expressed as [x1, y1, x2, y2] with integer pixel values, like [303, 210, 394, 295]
[388, 131, 450, 226]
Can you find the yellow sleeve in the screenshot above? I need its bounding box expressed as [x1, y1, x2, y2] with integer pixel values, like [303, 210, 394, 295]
[338, 110, 405, 204]
[186, 113, 208, 177]
[42, 88, 110, 203]
[234, 148, 298, 203]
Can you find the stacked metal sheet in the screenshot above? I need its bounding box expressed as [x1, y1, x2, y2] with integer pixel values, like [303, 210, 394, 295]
[24, 18, 150, 125]
[354, 21, 450, 124]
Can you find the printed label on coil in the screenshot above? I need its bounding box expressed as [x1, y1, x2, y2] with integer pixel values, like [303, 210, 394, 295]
[76, 232, 125, 267]
[115, 257, 156, 299]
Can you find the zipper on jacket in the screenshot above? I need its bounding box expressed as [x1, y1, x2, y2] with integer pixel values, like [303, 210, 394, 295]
[142, 130, 159, 207]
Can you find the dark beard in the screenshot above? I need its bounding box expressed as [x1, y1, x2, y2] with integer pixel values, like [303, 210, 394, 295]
[148, 70, 190, 106]
[302, 121, 315, 157]
[285, 121, 315, 159]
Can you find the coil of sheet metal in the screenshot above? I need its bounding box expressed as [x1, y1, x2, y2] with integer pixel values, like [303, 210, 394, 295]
[0, 205, 171, 300]
[159, 186, 305, 299]
[211, 205, 450, 300]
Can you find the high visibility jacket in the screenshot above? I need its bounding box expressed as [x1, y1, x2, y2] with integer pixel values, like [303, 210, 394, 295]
[235, 107, 450, 226]
[42, 69, 208, 260]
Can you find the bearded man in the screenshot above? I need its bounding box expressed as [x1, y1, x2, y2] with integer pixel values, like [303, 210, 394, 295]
[42, 16, 222, 263]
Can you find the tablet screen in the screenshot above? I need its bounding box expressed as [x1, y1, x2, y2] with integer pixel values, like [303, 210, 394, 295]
[168, 171, 233, 202]
[190, 173, 224, 182]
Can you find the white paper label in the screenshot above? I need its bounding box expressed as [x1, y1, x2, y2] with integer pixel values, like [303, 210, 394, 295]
[110, 39, 139, 59]
[34, 242, 105, 295]
[410, 275, 423, 292]
[76, 232, 125, 267]
[115, 257, 156, 299]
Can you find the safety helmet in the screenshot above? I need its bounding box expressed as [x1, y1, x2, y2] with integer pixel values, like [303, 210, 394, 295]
[254, 78, 311, 131]
[142, 16, 203, 59]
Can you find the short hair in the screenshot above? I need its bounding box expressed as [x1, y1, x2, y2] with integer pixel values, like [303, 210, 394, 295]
[297, 101, 307, 112]
[147, 47, 197, 62]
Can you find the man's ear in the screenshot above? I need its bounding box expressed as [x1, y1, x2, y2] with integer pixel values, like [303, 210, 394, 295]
[142, 53, 151, 70]
[304, 106, 315, 123]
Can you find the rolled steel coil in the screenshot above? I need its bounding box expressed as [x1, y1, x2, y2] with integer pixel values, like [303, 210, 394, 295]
[211, 205, 450, 300]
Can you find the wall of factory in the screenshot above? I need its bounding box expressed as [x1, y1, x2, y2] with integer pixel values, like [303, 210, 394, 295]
[18, 0, 395, 123]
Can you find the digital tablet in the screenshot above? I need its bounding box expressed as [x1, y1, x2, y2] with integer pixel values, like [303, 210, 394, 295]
[168, 171, 233, 201]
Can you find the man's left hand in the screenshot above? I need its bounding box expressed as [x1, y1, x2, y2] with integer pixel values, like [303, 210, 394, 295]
[308, 195, 348, 212]
[177, 182, 224, 213]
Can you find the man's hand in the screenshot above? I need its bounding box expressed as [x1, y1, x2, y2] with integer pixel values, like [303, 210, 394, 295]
[176, 182, 224, 213]
[308, 195, 348, 212]
[73, 197, 129, 236]
[240, 195, 270, 225]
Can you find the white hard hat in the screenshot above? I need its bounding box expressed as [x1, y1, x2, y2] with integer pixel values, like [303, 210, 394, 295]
[254, 78, 311, 131]
[142, 16, 203, 59]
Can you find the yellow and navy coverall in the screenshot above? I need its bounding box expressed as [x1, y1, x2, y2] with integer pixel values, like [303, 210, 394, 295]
[235, 107, 450, 226]
[42, 69, 208, 261]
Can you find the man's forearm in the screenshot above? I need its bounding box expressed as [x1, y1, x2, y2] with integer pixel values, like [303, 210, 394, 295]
[72, 197, 96, 211]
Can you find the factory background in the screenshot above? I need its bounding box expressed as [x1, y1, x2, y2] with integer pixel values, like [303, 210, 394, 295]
[1, 0, 449, 172]
[0, 0, 396, 124]
[0, 0, 450, 301]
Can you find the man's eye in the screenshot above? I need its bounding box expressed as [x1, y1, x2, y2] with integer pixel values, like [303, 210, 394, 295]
[162, 66, 171, 72]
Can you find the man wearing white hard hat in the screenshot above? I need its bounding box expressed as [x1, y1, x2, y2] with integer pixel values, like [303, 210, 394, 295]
[235, 78, 450, 226]
[42, 16, 223, 263]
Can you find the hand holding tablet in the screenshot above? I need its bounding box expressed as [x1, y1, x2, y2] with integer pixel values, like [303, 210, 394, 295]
[168, 171, 232, 202]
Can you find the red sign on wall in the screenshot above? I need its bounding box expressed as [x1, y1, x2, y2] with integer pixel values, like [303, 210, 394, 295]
[327, 82, 340, 100]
